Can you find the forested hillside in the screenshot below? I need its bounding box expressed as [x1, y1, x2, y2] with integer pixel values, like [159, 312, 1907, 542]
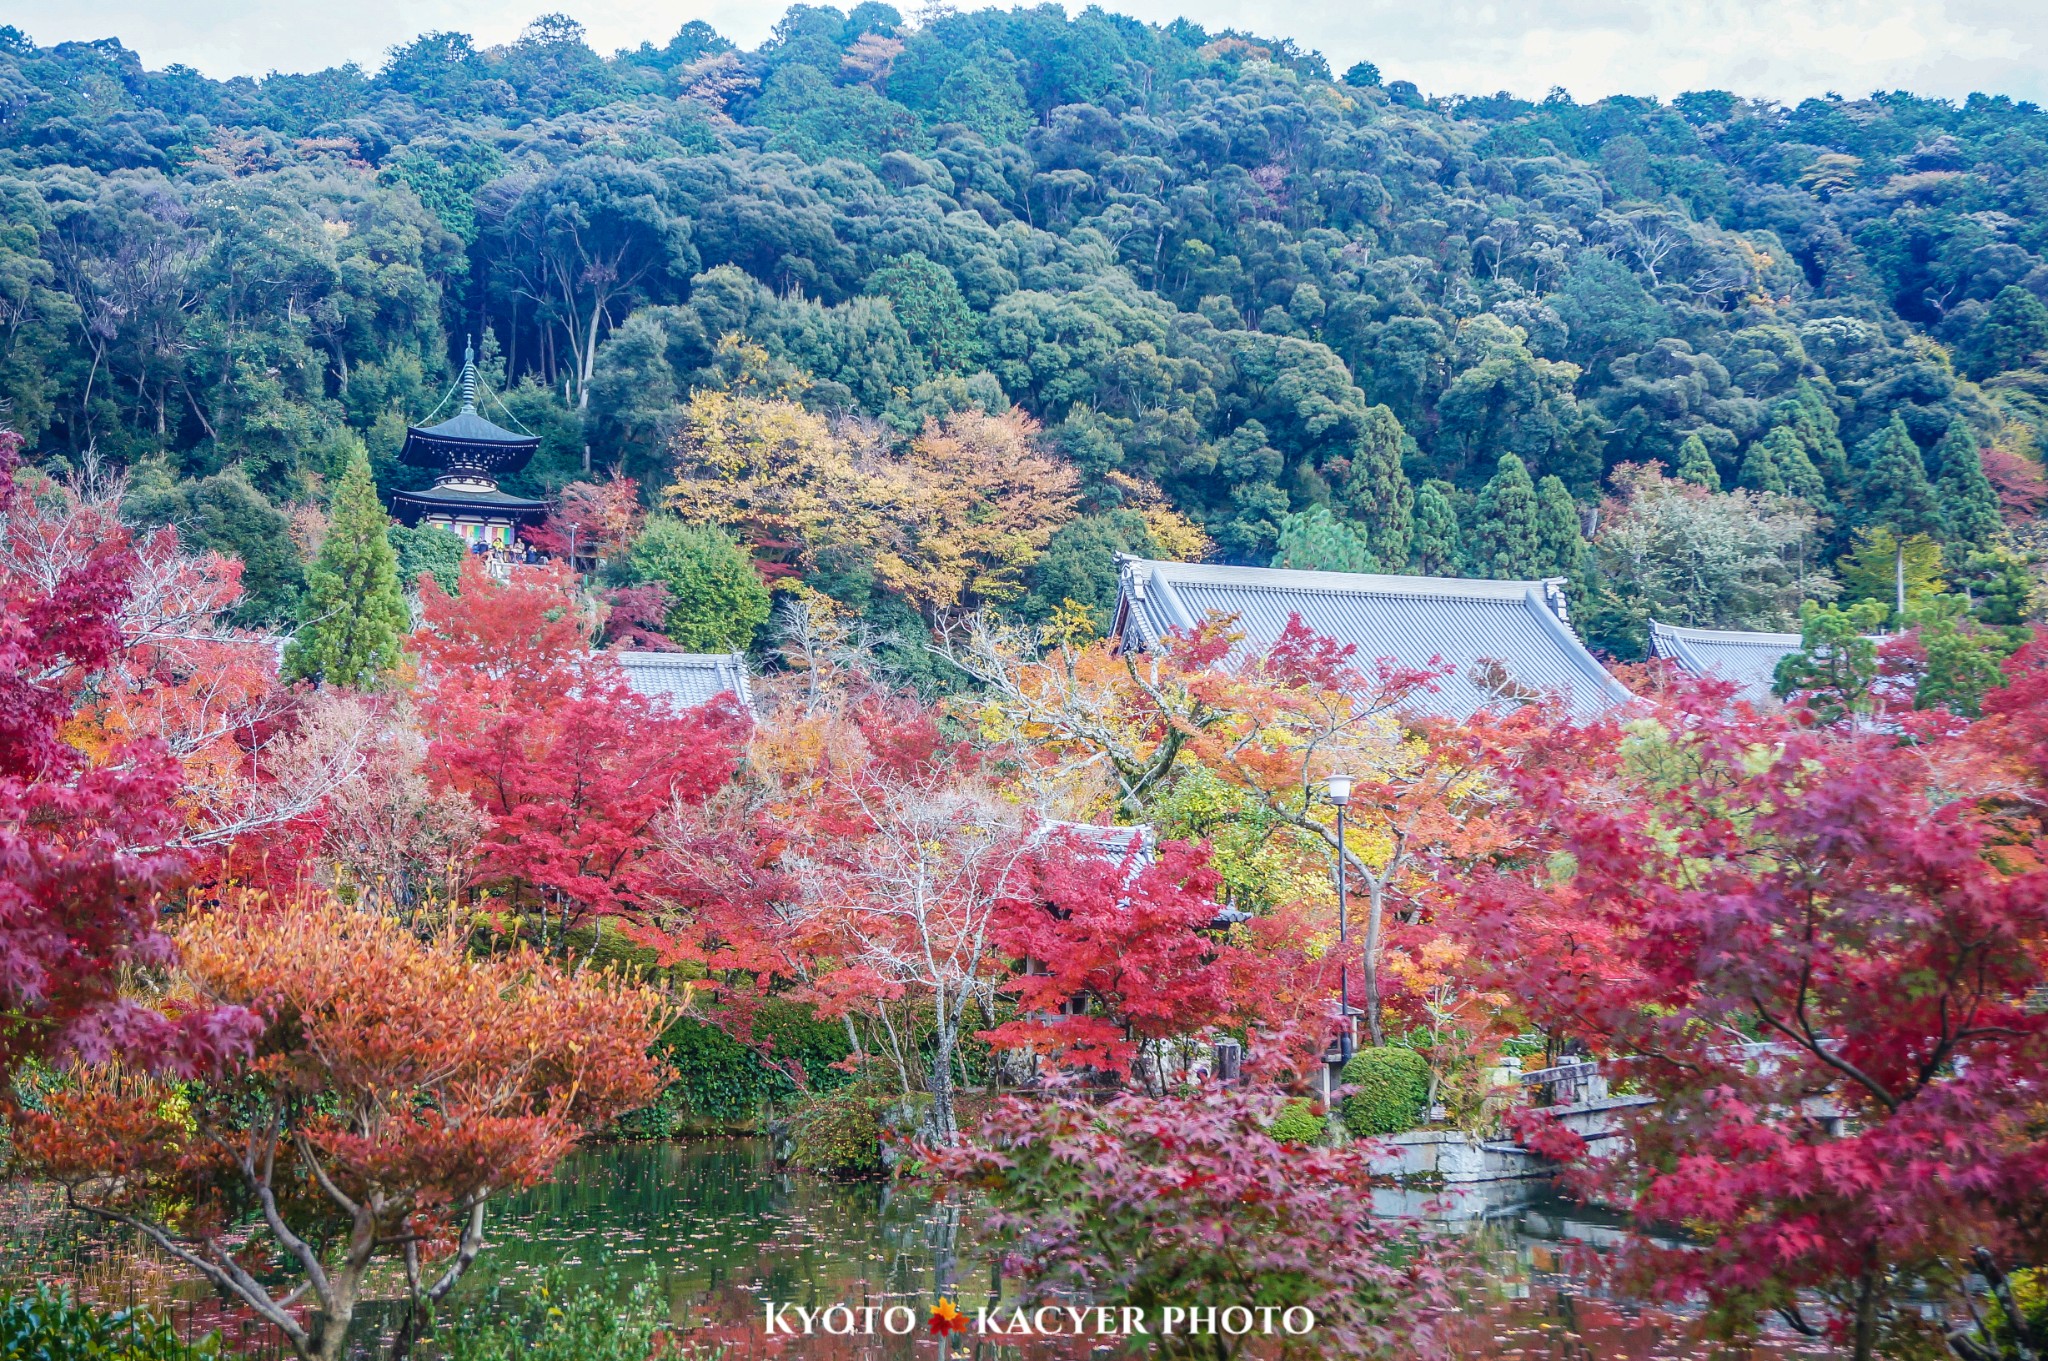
[1, 6, 2044, 661]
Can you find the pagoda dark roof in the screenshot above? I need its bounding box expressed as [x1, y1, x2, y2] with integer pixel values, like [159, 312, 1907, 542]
[400, 342, 541, 476]
[400, 414, 540, 476]
[410, 408, 537, 447]
[390, 483, 552, 526]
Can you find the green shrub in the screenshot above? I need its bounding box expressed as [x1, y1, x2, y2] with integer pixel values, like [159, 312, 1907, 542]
[787, 1084, 886, 1175]
[1267, 1096, 1326, 1146]
[446, 1267, 673, 1361]
[0, 1286, 220, 1361]
[1339, 1046, 1431, 1136]
[388, 522, 467, 594]
[625, 517, 771, 652]
[620, 1002, 856, 1135]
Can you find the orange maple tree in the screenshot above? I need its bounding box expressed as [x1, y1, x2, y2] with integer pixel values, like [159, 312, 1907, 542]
[16, 895, 670, 1361]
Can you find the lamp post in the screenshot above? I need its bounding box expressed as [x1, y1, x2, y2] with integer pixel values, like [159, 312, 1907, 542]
[1323, 772, 1355, 1065]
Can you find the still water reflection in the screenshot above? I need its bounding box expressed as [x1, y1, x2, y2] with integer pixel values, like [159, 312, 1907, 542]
[447, 1140, 1829, 1360]
[4, 1138, 1835, 1359]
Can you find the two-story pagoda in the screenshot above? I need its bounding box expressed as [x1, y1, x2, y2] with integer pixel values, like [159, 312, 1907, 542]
[390, 342, 550, 550]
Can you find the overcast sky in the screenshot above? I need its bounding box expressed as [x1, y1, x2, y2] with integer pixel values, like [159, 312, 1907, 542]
[13, 0, 2046, 106]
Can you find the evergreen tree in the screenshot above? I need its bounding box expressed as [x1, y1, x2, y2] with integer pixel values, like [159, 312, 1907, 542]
[1022, 510, 1157, 633]
[1411, 480, 1461, 577]
[1272, 505, 1377, 573]
[1773, 600, 1888, 723]
[626, 518, 772, 652]
[1861, 416, 1940, 519]
[1469, 454, 1542, 579]
[864, 253, 983, 374]
[1857, 415, 1945, 616]
[1674, 433, 1721, 491]
[128, 466, 307, 626]
[1533, 475, 1584, 577]
[1769, 381, 1851, 496]
[1931, 416, 2002, 550]
[283, 448, 408, 688]
[1959, 547, 2037, 626]
[1958, 284, 2048, 381]
[389, 523, 467, 594]
[1745, 424, 1827, 504]
[1336, 405, 1413, 569]
[1737, 435, 1785, 495]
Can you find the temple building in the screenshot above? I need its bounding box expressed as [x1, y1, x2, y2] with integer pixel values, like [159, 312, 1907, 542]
[1647, 621, 1803, 706]
[390, 343, 550, 550]
[1111, 555, 1633, 721]
[615, 651, 757, 718]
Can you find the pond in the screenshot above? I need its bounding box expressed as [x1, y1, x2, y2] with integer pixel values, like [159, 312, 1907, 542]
[4, 1139, 1835, 1360]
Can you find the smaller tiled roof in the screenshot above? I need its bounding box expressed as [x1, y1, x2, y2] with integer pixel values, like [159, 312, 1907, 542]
[391, 483, 552, 510]
[1112, 555, 1632, 720]
[1033, 821, 1156, 864]
[1647, 621, 1801, 705]
[615, 651, 756, 717]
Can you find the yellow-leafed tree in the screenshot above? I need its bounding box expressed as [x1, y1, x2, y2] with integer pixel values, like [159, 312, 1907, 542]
[875, 408, 1080, 611]
[666, 393, 1079, 613]
[665, 389, 896, 578]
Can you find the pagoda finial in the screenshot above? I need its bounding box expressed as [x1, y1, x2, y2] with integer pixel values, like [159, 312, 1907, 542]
[460, 335, 478, 414]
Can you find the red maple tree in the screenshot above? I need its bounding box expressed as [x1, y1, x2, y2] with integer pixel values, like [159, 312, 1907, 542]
[415, 558, 745, 938]
[0, 436, 257, 1080]
[985, 834, 1245, 1077]
[1474, 677, 2048, 1360]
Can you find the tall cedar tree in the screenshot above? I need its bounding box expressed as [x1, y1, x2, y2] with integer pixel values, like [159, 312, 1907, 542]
[1341, 404, 1413, 568]
[1857, 415, 1947, 618]
[1959, 283, 2048, 380]
[1412, 479, 1461, 576]
[1673, 432, 1721, 491]
[284, 450, 407, 688]
[1743, 423, 1828, 503]
[1739, 432, 1786, 495]
[1469, 453, 1542, 579]
[1933, 416, 2003, 550]
[1770, 381, 1852, 497]
[1533, 474, 1584, 577]
[1272, 505, 1375, 573]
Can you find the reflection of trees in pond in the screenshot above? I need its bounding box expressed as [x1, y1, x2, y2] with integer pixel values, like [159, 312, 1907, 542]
[458, 1140, 988, 1325]
[4, 1140, 1836, 1359]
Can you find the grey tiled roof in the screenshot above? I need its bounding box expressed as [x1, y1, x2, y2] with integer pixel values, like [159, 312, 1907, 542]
[1032, 821, 1156, 864]
[1647, 621, 1801, 706]
[615, 651, 756, 717]
[1111, 556, 1633, 721]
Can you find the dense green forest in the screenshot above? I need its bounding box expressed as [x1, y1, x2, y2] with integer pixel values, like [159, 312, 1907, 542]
[1, 5, 2043, 660]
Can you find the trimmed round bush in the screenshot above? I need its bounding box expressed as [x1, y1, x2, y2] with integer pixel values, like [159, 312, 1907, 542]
[1339, 1046, 1431, 1136]
[1267, 1096, 1326, 1146]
